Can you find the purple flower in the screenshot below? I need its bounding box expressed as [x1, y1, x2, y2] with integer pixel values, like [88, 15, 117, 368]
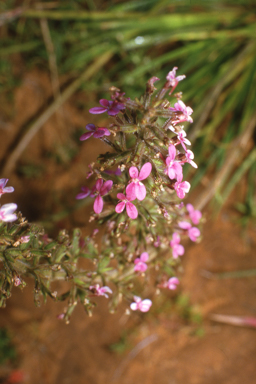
[80, 124, 111, 141]
[89, 284, 112, 298]
[89, 99, 125, 116]
[178, 221, 201, 242]
[165, 144, 183, 180]
[76, 186, 94, 200]
[186, 204, 202, 225]
[170, 233, 184, 259]
[0, 203, 17, 222]
[134, 252, 149, 273]
[167, 277, 180, 290]
[93, 179, 113, 214]
[115, 193, 138, 219]
[130, 296, 152, 312]
[174, 178, 190, 199]
[126, 162, 152, 201]
[0, 179, 14, 197]
[166, 67, 186, 87]
[169, 100, 193, 124]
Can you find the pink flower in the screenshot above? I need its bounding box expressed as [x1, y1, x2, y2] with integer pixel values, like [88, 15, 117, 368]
[174, 178, 190, 199]
[0, 179, 14, 197]
[20, 236, 30, 244]
[89, 284, 112, 298]
[80, 124, 111, 141]
[166, 67, 186, 87]
[169, 100, 193, 124]
[186, 204, 202, 225]
[165, 144, 183, 180]
[126, 163, 152, 201]
[167, 277, 180, 290]
[134, 252, 149, 272]
[130, 296, 152, 312]
[178, 221, 201, 242]
[115, 193, 138, 219]
[176, 130, 191, 151]
[13, 276, 21, 287]
[93, 179, 113, 214]
[170, 233, 184, 259]
[89, 99, 125, 116]
[0, 203, 17, 222]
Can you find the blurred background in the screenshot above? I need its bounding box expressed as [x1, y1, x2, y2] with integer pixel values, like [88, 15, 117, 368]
[0, 1, 255, 383]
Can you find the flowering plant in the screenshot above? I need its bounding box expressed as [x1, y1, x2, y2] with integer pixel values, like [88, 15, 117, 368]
[0, 68, 202, 322]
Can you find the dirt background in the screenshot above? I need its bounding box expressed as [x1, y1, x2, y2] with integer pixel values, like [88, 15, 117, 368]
[0, 70, 256, 384]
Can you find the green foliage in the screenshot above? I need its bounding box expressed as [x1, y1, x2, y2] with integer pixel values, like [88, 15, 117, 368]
[0, 328, 16, 365]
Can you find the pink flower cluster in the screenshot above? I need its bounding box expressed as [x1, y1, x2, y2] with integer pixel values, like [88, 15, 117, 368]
[134, 252, 149, 273]
[115, 163, 152, 219]
[169, 204, 202, 259]
[130, 296, 152, 312]
[89, 284, 112, 298]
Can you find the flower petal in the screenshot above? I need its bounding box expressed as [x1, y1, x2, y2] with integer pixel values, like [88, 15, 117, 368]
[140, 252, 149, 262]
[93, 195, 103, 214]
[129, 166, 139, 178]
[93, 129, 108, 138]
[85, 123, 96, 131]
[135, 183, 146, 201]
[100, 180, 113, 195]
[126, 183, 136, 201]
[168, 144, 176, 160]
[115, 201, 126, 214]
[139, 162, 152, 180]
[89, 107, 107, 114]
[139, 299, 152, 312]
[95, 179, 104, 191]
[80, 132, 94, 141]
[117, 193, 126, 200]
[99, 99, 110, 107]
[126, 202, 138, 219]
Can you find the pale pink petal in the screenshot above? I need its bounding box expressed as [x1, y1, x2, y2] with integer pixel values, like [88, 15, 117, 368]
[130, 302, 138, 311]
[0, 179, 7, 188]
[129, 166, 139, 178]
[93, 195, 103, 214]
[115, 201, 126, 214]
[167, 277, 179, 290]
[135, 183, 146, 201]
[188, 227, 200, 242]
[178, 221, 192, 230]
[2, 187, 14, 193]
[168, 144, 176, 160]
[186, 203, 194, 213]
[139, 162, 152, 180]
[126, 202, 138, 219]
[138, 299, 152, 312]
[140, 252, 149, 262]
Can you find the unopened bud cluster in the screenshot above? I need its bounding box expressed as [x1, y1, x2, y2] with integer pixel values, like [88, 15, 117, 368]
[0, 68, 202, 321]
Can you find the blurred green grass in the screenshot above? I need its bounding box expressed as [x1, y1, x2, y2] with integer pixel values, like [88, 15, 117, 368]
[0, 0, 255, 222]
